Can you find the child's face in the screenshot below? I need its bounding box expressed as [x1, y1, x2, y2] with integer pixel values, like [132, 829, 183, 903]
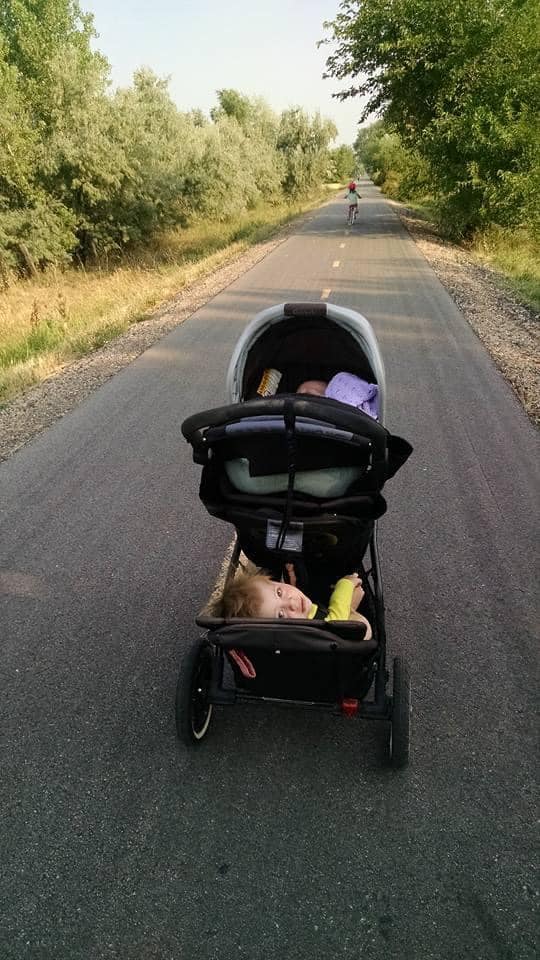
[297, 380, 327, 397]
[255, 579, 313, 619]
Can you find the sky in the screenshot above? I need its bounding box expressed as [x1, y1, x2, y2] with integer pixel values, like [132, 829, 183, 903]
[83, 0, 368, 145]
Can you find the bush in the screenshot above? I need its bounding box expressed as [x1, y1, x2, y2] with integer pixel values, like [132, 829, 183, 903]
[0, 198, 77, 272]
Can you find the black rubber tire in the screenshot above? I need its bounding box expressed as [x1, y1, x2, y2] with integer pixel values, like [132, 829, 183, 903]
[389, 656, 411, 768]
[175, 639, 214, 747]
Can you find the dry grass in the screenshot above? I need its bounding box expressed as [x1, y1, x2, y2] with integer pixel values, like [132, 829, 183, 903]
[469, 225, 540, 311]
[397, 201, 540, 311]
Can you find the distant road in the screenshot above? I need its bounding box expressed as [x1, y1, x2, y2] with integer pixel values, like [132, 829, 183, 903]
[1, 179, 538, 960]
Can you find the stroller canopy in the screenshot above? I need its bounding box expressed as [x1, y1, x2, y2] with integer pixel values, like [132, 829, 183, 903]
[225, 301, 387, 424]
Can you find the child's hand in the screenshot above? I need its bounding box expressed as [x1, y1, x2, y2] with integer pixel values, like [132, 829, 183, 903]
[285, 563, 297, 587]
[344, 572, 364, 611]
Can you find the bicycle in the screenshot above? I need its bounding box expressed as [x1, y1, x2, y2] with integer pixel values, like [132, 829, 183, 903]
[347, 204, 358, 226]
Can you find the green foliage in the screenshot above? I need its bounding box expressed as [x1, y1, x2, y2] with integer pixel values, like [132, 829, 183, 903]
[277, 108, 338, 196]
[0, 198, 77, 271]
[324, 0, 540, 237]
[211, 88, 252, 126]
[330, 145, 356, 181]
[355, 122, 431, 199]
[0, 0, 114, 267]
[0, 39, 38, 206]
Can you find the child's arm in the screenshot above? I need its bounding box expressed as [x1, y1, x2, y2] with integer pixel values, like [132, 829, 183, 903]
[326, 576, 357, 620]
[326, 575, 372, 638]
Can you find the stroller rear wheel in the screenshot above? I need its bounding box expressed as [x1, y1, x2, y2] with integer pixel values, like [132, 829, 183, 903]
[176, 639, 214, 746]
[388, 656, 411, 768]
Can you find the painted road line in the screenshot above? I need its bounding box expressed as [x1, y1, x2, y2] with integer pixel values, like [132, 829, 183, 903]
[332, 260, 340, 268]
[339, 243, 346, 249]
[321, 289, 331, 299]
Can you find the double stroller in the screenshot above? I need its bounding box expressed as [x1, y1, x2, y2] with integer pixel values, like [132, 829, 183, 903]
[177, 302, 413, 766]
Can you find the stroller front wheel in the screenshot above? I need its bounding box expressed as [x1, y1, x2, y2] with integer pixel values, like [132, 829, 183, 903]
[176, 639, 214, 746]
[388, 656, 411, 768]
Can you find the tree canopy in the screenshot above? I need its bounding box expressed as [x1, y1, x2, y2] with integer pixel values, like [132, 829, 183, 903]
[0, 1, 342, 275]
[323, 0, 539, 235]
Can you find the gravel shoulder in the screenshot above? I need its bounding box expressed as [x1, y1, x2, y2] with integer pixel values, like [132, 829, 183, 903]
[391, 200, 539, 425]
[0, 200, 538, 462]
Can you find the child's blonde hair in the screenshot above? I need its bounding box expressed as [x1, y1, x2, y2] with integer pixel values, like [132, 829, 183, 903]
[212, 570, 271, 619]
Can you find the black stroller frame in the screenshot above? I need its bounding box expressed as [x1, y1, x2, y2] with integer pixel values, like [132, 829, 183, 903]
[176, 302, 413, 767]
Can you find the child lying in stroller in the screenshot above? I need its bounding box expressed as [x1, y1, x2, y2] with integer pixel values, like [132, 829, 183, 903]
[258, 368, 379, 419]
[297, 372, 379, 420]
[215, 563, 372, 639]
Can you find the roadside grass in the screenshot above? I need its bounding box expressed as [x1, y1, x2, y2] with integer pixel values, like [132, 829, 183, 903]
[469, 225, 540, 311]
[401, 200, 540, 311]
[0, 190, 335, 403]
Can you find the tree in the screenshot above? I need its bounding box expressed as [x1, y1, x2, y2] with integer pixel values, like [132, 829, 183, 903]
[0, 0, 110, 267]
[330, 144, 356, 181]
[0, 36, 38, 208]
[277, 108, 337, 196]
[0, 0, 106, 130]
[354, 121, 431, 199]
[323, 0, 540, 235]
[0, 4, 342, 275]
[211, 88, 251, 127]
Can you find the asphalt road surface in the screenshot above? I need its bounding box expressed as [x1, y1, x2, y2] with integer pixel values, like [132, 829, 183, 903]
[1, 181, 538, 960]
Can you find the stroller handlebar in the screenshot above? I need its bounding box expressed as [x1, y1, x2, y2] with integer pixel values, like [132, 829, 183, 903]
[181, 394, 382, 443]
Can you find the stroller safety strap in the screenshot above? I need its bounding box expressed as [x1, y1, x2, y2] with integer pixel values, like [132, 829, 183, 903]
[275, 399, 297, 552]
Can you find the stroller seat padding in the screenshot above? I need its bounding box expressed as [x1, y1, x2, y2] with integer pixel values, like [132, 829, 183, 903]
[224, 457, 364, 497]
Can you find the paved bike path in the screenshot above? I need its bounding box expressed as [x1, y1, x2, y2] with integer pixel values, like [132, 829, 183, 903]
[1, 181, 538, 959]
